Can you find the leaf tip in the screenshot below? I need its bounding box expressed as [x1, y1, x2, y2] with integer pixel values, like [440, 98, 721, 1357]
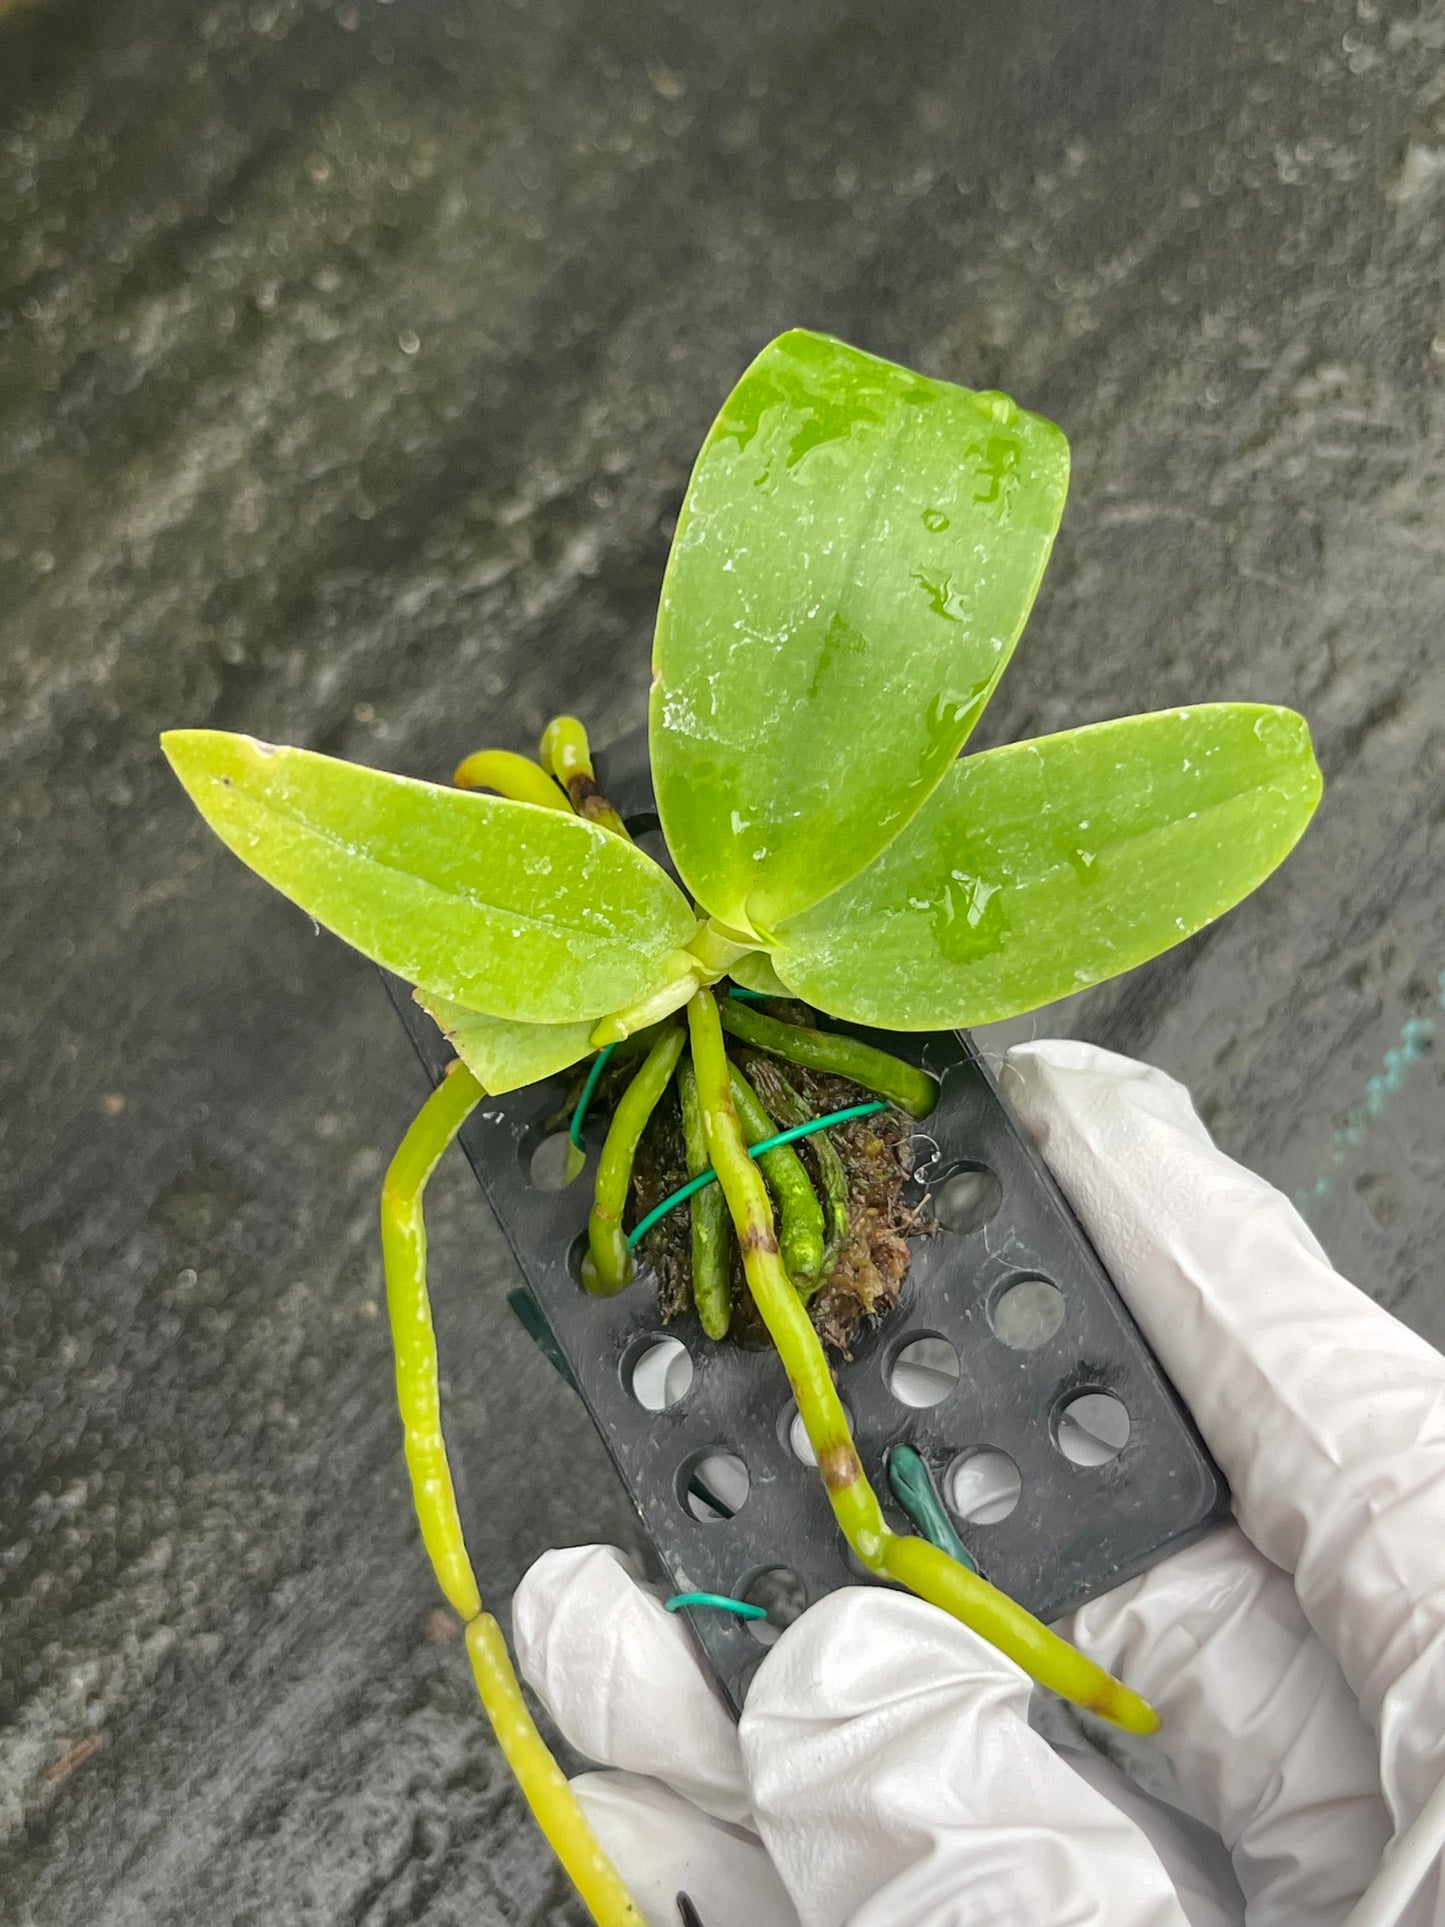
[159, 724, 205, 768]
[161, 727, 287, 792]
[160, 726, 231, 801]
[1292, 709, 1325, 802]
[1254, 703, 1325, 820]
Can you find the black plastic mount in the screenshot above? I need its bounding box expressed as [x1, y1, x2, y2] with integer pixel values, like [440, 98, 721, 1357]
[385, 728, 1229, 1714]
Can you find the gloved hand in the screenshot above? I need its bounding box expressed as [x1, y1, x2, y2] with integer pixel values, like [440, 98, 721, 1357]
[510, 1041, 1445, 1927]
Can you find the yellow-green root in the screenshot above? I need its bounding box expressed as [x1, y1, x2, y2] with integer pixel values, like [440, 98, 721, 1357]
[381, 1063, 643, 1926]
[728, 1060, 824, 1284]
[686, 989, 1159, 1736]
[539, 714, 630, 838]
[718, 996, 939, 1119]
[584, 1023, 687, 1293]
[466, 1616, 643, 1926]
[380, 1063, 488, 1620]
[746, 1053, 851, 1285]
[678, 1053, 731, 1339]
[453, 748, 571, 812]
[589, 965, 701, 1047]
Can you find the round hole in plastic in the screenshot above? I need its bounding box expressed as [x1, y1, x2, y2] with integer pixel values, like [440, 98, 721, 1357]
[679, 1449, 750, 1522]
[566, 1231, 590, 1288]
[740, 1566, 808, 1646]
[528, 1130, 579, 1191]
[777, 1397, 851, 1467]
[947, 1449, 1022, 1524]
[991, 1276, 1065, 1350]
[886, 1333, 960, 1408]
[1056, 1392, 1131, 1466]
[569, 1232, 652, 1300]
[933, 1164, 1003, 1235]
[622, 1333, 694, 1412]
[840, 1538, 902, 1586]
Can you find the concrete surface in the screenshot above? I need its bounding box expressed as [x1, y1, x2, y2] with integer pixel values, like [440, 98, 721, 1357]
[2, 0, 1443, 1920]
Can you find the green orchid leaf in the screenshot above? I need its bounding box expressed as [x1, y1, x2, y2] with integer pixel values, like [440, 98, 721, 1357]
[650, 328, 1069, 938]
[415, 991, 595, 1094]
[769, 705, 1322, 1030]
[162, 730, 698, 1024]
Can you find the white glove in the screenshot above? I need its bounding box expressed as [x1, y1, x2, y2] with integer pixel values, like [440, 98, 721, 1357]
[510, 1041, 1445, 1927]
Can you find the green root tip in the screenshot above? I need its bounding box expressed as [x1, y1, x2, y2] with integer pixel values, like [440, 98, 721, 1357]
[580, 1244, 633, 1297]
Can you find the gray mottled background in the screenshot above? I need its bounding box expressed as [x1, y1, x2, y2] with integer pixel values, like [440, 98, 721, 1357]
[2, 0, 1443, 1920]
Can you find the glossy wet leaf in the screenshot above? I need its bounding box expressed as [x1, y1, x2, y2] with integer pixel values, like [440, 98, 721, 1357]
[415, 991, 596, 1094]
[650, 329, 1069, 938]
[162, 730, 698, 1024]
[770, 705, 1322, 1029]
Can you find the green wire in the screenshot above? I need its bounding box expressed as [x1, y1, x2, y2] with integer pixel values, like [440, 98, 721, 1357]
[626, 1100, 887, 1247]
[568, 1043, 617, 1151]
[726, 988, 780, 1002]
[665, 1591, 769, 1620]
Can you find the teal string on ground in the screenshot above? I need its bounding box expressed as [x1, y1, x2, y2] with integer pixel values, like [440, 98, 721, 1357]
[1296, 970, 1442, 1216]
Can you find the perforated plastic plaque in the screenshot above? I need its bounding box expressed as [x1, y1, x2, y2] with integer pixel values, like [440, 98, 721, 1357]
[386, 729, 1229, 1713]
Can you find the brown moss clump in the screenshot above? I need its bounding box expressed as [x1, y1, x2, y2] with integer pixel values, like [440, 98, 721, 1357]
[627, 1011, 922, 1355]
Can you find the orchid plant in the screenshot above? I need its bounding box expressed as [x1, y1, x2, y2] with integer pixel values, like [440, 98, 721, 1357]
[163, 330, 1321, 1927]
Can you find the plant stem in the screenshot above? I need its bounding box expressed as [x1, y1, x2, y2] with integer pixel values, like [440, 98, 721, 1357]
[678, 1053, 731, 1339]
[718, 999, 939, 1118]
[728, 1061, 824, 1285]
[382, 1065, 642, 1927]
[686, 988, 1158, 1735]
[745, 1055, 851, 1287]
[452, 748, 571, 812]
[539, 714, 630, 838]
[585, 1024, 686, 1293]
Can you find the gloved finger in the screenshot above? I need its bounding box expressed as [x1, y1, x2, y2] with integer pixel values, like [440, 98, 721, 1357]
[1005, 1042, 1445, 1859]
[511, 1544, 751, 1825]
[1060, 1745, 1245, 1927]
[739, 1586, 1221, 1927]
[1056, 1526, 1390, 1926]
[571, 1770, 799, 1927]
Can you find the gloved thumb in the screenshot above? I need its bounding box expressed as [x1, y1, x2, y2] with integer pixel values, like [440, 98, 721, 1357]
[738, 1586, 1196, 1927]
